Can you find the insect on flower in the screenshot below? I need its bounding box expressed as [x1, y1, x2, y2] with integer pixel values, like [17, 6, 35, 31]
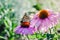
[14, 13, 36, 35]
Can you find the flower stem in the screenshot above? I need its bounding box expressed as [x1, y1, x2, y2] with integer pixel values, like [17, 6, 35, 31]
[27, 35, 30, 40]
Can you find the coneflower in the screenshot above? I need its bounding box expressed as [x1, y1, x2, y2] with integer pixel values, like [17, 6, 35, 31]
[30, 9, 59, 33]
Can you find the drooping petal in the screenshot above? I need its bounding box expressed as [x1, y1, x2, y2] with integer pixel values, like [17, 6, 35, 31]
[30, 14, 39, 27]
[48, 13, 58, 27]
[45, 18, 53, 28]
[38, 20, 49, 33]
[21, 27, 35, 34]
[35, 19, 42, 27]
[14, 25, 36, 35]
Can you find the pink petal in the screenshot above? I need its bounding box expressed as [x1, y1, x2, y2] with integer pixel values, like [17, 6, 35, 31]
[21, 27, 35, 34]
[48, 14, 58, 27]
[30, 16, 39, 27]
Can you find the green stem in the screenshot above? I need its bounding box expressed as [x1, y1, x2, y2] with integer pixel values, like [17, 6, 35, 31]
[27, 35, 30, 40]
[49, 28, 51, 34]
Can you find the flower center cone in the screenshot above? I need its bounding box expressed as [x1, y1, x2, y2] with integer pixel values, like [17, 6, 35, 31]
[39, 10, 49, 19]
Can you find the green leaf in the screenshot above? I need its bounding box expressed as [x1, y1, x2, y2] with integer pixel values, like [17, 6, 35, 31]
[4, 17, 12, 31]
[12, 22, 17, 30]
[0, 36, 6, 39]
[5, 17, 12, 27]
[28, 34, 36, 39]
[42, 34, 46, 38]
[5, 29, 10, 37]
[4, 19, 9, 29]
[36, 33, 42, 39]
[53, 34, 58, 40]
[9, 37, 15, 40]
[33, 3, 42, 10]
[47, 33, 54, 40]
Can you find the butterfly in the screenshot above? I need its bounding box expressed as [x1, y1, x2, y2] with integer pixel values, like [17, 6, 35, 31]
[20, 13, 30, 28]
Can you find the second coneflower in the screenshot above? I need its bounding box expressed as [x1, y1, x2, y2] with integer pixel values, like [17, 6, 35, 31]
[14, 13, 36, 35]
[30, 9, 59, 33]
